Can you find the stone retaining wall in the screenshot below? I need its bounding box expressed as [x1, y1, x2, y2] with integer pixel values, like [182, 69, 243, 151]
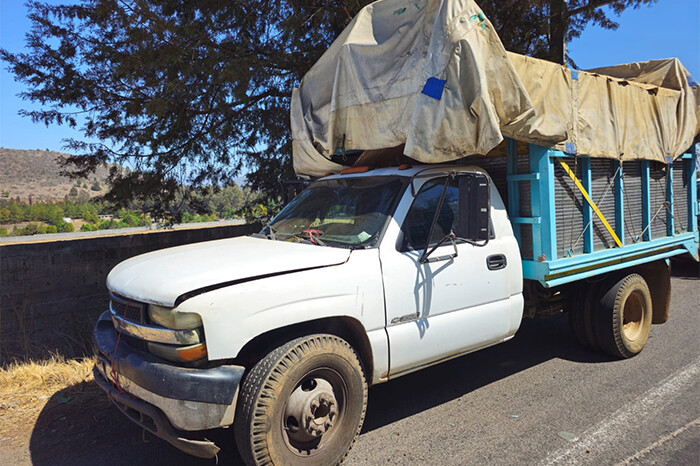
[0, 223, 259, 363]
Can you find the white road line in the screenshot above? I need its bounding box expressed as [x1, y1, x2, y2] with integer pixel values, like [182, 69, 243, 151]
[616, 418, 700, 465]
[542, 359, 700, 465]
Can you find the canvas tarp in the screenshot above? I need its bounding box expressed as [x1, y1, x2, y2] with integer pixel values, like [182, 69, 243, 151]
[291, 0, 699, 177]
[505, 54, 700, 160]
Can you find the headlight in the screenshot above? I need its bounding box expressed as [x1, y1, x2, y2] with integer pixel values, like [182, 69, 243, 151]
[149, 304, 202, 330]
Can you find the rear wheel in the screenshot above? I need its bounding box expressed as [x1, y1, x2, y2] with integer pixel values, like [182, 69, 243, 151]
[234, 334, 367, 465]
[569, 282, 601, 351]
[596, 274, 652, 358]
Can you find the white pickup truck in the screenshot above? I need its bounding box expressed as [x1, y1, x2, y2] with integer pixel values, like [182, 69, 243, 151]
[93, 156, 698, 464]
[93, 165, 521, 463]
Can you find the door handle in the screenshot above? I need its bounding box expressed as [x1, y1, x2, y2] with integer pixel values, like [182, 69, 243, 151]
[486, 254, 507, 270]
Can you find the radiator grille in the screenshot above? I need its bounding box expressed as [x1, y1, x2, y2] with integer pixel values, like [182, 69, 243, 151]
[110, 293, 146, 325]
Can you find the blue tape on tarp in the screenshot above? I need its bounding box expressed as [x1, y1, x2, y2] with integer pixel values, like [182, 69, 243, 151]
[687, 74, 699, 87]
[565, 142, 576, 155]
[422, 77, 447, 100]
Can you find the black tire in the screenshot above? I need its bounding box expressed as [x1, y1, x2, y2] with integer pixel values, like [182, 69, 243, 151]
[234, 334, 367, 466]
[596, 274, 652, 358]
[569, 286, 588, 349]
[569, 281, 601, 351]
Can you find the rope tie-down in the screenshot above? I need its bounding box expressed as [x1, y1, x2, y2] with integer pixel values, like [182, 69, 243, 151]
[108, 302, 132, 396]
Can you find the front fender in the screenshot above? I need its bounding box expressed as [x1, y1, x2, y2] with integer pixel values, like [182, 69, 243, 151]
[175, 249, 386, 361]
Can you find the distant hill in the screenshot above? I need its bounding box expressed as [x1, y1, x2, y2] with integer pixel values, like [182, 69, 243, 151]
[0, 148, 111, 202]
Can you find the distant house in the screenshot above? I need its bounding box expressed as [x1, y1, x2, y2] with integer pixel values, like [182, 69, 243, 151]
[98, 214, 113, 220]
[62, 217, 72, 223]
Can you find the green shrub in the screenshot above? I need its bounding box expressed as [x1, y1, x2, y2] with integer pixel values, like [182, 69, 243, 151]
[98, 219, 114, 230]
[121, 213, 139, 227]
[55, 220, 74, 233]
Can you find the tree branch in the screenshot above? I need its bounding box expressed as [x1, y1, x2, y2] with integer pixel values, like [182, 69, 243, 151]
[566, 0, 619, 18]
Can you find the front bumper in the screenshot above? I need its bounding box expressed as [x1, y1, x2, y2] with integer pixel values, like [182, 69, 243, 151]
[93, 310, 245, 458]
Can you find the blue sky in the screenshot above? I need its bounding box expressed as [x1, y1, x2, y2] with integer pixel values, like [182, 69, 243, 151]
[1, 0, 699, 154]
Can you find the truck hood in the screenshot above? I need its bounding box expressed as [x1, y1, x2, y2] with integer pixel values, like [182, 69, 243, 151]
[106, 236, 351, 307]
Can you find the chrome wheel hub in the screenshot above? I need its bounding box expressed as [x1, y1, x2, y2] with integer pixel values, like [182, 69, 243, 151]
[284, 378, 338, 443]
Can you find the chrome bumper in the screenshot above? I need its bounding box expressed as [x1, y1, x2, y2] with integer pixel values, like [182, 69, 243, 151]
[93, 366, 221, 458]
[93, 310, 245, 458]
[109, 307, 201, 345]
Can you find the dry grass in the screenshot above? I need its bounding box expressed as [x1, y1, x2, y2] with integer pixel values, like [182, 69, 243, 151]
[0, 355, 97, 438]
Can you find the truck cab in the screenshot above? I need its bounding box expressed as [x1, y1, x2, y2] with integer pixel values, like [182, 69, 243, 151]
[93, 164, 523, 462]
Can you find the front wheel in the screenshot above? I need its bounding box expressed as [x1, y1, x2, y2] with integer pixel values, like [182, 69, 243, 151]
[234, 334, 367, 465]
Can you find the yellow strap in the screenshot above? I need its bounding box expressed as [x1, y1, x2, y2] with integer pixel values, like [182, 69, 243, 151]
[557, 159, 622, 248]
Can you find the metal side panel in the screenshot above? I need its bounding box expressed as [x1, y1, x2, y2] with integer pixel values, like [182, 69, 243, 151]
[590, 159, 617, 252]
[649, 163, 668, 239]
[622, 161, 643, 244]
[518, 151, 530, 175]
[464, 154, 535, 260]
[672, 158, 689, 234]
[466, 155, 508, 200]
[517, 148, 534, 259]
[518, 178, 534, 260]
[554, 157, 584, 258]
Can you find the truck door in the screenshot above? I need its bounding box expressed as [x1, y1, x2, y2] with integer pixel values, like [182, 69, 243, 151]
[379, 173, 521, 377]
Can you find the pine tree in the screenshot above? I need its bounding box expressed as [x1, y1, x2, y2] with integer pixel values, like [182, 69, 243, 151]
[1, 0, 656, 219]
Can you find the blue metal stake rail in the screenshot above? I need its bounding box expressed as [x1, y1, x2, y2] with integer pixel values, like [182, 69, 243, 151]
[505, 140, 698, 288]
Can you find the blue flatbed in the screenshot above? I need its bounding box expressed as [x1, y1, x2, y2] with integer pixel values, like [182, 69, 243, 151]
[499, 140, 698, 288]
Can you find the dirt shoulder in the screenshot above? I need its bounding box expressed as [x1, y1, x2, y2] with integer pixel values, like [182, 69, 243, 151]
[0, 357, 238, 465]
[0, 357, 103, 464]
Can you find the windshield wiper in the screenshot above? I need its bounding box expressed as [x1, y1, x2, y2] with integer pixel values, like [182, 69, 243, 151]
[261, 225, 277, 240]
[288, 230, 326, 246]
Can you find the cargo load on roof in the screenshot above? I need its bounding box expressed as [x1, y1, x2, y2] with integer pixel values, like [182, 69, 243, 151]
[291, 0, 700, 177]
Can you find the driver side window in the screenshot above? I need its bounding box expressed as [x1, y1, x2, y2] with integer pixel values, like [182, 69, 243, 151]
[399, 177, 459, 252]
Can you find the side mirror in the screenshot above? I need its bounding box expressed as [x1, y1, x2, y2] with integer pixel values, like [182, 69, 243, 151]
[456, 173, 490, 242]
[418, 172, 490, 264]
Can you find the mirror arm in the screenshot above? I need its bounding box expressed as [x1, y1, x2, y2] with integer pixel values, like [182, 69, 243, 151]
[420, 177, 450, 263]
[420, 231, 458, 263]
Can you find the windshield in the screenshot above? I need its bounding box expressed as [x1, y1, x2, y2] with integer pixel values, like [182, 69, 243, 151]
[263, 176, 406, 248]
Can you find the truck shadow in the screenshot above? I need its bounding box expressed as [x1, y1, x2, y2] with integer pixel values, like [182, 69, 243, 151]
[362, 313, 611, 433]
[28, 314, 604, 465]
[670, 258, 699, 280]
[29, 381, 242, 465]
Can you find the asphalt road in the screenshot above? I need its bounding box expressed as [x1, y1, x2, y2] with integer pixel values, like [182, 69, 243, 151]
[347, 262, 700, 466]
[13, 262, 699, 465]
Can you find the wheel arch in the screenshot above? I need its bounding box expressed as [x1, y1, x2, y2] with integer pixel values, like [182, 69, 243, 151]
[234, 316, 375, 384]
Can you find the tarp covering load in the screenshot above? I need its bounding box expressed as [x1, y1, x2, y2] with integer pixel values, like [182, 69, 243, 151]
[291, 0, 700, 177]
[503, 54, 700, 161]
